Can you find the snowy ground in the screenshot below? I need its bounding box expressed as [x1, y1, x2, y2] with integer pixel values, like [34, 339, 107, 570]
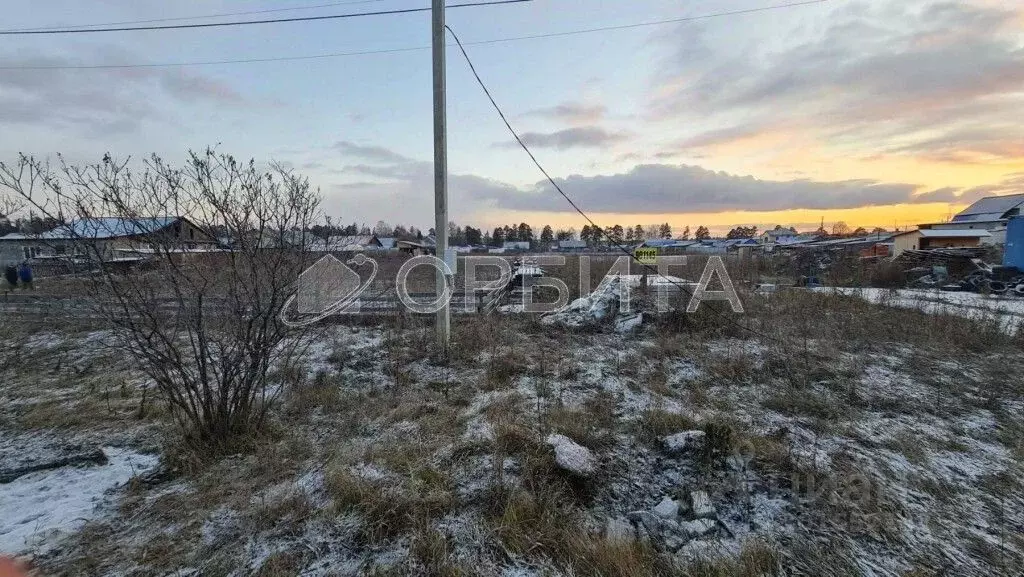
[815, 287, 1024, 334]
[0, 290, 1022, 576]
[0, 447, 158, 555]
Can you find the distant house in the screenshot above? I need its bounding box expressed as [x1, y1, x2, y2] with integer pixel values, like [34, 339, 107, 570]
[0, 216, 214, 266]
[396, 239, 435, 256]
[311, 234, 382, 252]
[377, 237, 397, 250]
[919, 193, 1024, 245]
[503, 241, 531, 251]
[890, 229, 991, 257]
[245, 229, 318, 250]
[556, 240, 588, 252]
[760, 227, 799, 246]
[731, 238, 761, 257]
[636, 238, 697, 251]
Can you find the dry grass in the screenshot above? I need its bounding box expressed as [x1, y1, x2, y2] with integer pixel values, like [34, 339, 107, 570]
[763, 385, 845, 422]
[326, 466, 455, 544]
[682, 541, 780, 576]
[250, 492, 314, 533]
[748, 289, 1018, 356]
[544, 391, 618, 451]
[636, 408, 698, 444]
[489, 488, 675, 577]
[285, 369, 344, 415]
[409, 524, 470, 577]
[254, 551, 305, 577]
[486, 349, 529, 390]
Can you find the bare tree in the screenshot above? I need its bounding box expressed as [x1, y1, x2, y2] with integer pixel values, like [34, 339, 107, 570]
[0, 150, 322, 449]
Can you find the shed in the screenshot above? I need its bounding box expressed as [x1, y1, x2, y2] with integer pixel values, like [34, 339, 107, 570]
[1005, 217, 1024, 269]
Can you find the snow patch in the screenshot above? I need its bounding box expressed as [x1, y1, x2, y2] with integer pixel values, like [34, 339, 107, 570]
[0, 447, 158, 555]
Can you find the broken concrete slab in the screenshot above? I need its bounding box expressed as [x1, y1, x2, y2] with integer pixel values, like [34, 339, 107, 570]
[690, 490, 715, 519]
[653, 496, 680, 519]
[679, 518, 716, 539]
[545, 434, 597, 477]
[614, 312, 643, 333]
[662, 430, 705, 454]
[627, 510, 662, 537]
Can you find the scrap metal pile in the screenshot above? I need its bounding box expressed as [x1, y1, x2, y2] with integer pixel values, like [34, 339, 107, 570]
[904, 255, 1024, 295]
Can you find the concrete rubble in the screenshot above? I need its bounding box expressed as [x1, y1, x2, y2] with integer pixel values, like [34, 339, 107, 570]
[690, 490, 716, 519]
[541, 274, 687, 330]
[652, 496, 680, 519]
[661, 430, 705, 454]
[545, 434, 597, 477]
[621, 490, 721, 552]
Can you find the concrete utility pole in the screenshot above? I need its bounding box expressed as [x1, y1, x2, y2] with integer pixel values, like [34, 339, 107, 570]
[432, 0, 451, 347]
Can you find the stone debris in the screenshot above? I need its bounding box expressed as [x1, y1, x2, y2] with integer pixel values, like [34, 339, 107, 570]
[623, 490, 724, 551]
[679, 518, 717, 539]
[627, 510, 662, 537]
[604, 517, 635, 542]
[662, 430, 705, 454]
[614, 312, 643, 333]
[542, 277, 625, 327]
[652, 496, 680, 519]
[663, 530, 687, 552]
[542, 275, 686, 329]
[690, 491, 716, 519]
[545, 434, 597, 477]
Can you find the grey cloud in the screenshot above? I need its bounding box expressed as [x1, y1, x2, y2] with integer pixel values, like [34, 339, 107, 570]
[343, 161, 429, 180]
[911, 187, 961, 203]
[959, 174, 1024, 201]
[495, 127, 628, 150]
[334, 141, 413, 164]
[0, 47, 246, 136]
[325, 161, 515, 225]
[481, 164, 928, 214]
[160, 71, 243, 103]
[652, 1, 1024, 161]
[880, 126, 1024, 162]
[670, 124, 769, 152]
[525, 102, 608, 124]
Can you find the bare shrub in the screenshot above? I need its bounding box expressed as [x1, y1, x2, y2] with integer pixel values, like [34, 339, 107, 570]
[0, 150, 320, 450]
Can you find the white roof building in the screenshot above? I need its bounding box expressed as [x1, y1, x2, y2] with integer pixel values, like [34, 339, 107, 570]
[920, 193, 1024, 245]
[949, 194, 1024, 225]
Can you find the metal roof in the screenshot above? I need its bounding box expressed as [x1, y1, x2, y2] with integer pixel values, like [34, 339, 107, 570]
[638, 239, 696, 248]
[0, 217, 181, 241]
[951, 212, 1009, 223]
[919, 229, 991, 238]
[954, 193, 1024, 219]
[762, 227, 798, 237]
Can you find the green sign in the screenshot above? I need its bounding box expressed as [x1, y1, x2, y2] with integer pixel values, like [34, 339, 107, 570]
[634, 247, 658, 265]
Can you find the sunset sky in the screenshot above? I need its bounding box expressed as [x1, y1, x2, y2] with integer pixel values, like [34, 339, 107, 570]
[1, 0, 1021, 235]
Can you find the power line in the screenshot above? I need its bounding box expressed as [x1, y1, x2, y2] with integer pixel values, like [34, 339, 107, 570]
[0, 0, 530, 35]
[6, 0, 392, 32]
[0, 0, 831, 69]
[0, 46, 429, 70]
[464, 0, 830, 45]
[445, 23, 789, 344]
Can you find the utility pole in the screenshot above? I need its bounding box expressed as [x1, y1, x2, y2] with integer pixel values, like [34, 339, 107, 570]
[432, 0, 451, 348]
